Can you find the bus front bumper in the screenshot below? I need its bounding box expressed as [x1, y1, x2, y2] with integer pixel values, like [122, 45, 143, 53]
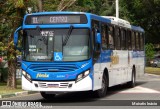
[22, 75, 92, 92]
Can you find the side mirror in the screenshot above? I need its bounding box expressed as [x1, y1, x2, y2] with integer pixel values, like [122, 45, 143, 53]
[14, 26, 22, 48]
[96, 33, 101, 44]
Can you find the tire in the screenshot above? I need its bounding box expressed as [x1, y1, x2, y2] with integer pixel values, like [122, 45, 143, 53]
[154, 64, 157, 67]
[40, 92, 56, 100]
[94, 74, 108, 98]
[127, 67, 136, 88]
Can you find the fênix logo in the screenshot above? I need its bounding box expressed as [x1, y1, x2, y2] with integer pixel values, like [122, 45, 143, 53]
[36, 73, 49, 78]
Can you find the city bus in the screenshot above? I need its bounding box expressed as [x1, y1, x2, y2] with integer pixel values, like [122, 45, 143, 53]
[14, 12, 145, 99]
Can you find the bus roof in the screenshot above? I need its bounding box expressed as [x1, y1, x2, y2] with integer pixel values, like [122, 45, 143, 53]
[24, 11, 144, 32]
[26, 11, 86, 15]
[101, 16, 144, 32]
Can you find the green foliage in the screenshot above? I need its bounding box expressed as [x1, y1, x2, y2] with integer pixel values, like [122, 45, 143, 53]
[67, 0, 94, 12]
[15, 0, 25, 8]
[42, 0, 115, 16]
[93, 0, 115, 16]
[119, 0, 160, 44]
[0, 0, 34, 88]
[145, 43, 155, 60]
[0, 68, 8, 82]
[43, 0, 59, 11]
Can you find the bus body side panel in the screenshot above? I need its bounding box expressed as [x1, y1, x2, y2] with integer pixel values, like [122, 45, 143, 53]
[100, 50, 132, 87]
[131, 50, 145, 78]
[92, 63, 103, 90]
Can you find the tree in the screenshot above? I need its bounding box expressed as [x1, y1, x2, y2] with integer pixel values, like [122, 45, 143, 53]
[93, 0, 115, 16]
[0, 0, 33, 89]
[67, 0, 95, 12]
[7, 0, 26, 89]
[119, 0, 160, 44]
[145, 43, 155, 66]
[37, 0, 43, 11]
[43, 0, 77, 11]
[34, 0, 115, 16]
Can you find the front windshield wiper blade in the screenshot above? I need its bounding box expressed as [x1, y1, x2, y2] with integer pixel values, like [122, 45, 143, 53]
[63, 25, 73, 46]
[41, 36, 47, 45]
[36, 26, 48, 45]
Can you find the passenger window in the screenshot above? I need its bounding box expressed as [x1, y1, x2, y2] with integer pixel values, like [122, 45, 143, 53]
[108, 26, 114, 49]
[135, 32, 140, 50]
[91, 20, 100, 51]
[101, 23, 107, 50]
[121, 29, 126, 50]
[131, 32, 135, 50]
[140, 33, 144, 50]
[127, 30, 132, 50]
[115, 27, 121, 50]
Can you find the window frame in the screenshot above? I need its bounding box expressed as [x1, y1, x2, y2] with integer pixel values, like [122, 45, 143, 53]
[115, 26, 121, 50]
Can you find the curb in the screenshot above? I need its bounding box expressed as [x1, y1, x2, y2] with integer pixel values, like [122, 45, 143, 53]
[145, 73, 160, 77]
[0, 91, 38, 99]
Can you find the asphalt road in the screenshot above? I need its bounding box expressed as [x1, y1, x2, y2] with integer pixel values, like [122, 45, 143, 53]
[1, 73, 160, 109]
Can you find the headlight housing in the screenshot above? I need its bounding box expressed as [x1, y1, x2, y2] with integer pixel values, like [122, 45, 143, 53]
[22, 70, 32, 83]
[76, 70, 90, 83]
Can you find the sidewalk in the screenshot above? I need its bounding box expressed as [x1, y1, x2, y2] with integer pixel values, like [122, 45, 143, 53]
[0, 91, 38, 99]
[137, 73, 160, 81]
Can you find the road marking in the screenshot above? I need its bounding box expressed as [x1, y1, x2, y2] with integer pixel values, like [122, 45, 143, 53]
[119, 86, 160, 94]
[1, 93, 40, 100]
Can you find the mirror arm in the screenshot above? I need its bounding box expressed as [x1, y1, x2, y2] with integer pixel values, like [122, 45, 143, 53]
[14, 26, 22, 48]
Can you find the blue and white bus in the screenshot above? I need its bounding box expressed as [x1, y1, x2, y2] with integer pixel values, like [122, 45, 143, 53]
[14, 12, 145, 99]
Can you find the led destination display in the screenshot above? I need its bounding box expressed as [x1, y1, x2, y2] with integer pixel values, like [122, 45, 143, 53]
[25, 14, 87, 24]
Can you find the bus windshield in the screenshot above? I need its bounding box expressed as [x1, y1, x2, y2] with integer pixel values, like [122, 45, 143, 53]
[23, 29, 90, 62]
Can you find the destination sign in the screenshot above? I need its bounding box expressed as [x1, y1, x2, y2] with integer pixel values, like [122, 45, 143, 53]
[25, 14, 87, 24]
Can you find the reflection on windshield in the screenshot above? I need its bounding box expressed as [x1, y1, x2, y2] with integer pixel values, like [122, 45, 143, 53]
[23, 29, 90, 62]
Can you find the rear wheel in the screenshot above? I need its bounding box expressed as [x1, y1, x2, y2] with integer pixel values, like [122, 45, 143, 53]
[127, 67, 136, 88]
[40, 92, 56, 100]
[94, 74, 108, 98]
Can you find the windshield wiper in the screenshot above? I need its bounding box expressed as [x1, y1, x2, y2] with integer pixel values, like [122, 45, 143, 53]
[63, 25, 73, 46]
[41, 36, 48, 45]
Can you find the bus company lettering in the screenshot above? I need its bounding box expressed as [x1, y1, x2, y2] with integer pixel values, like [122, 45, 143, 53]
[50, 16, 68, 23]
[110, 52, 119, 65]
[36, 73, 49, 78]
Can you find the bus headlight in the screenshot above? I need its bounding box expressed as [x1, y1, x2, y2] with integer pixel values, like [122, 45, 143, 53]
[76, 70, 90, 83]
[26, 74, 31, 80]
[22, 70, 32, 83]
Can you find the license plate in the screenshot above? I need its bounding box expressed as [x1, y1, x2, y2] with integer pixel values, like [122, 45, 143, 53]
[47, 84, 59, 88]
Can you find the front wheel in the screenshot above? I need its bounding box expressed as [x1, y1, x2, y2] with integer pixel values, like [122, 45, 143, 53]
[94, 74, 108, 98]
[40, 92, 56, 100]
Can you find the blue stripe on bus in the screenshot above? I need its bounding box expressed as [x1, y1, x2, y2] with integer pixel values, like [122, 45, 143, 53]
[101, 50, 113, 63]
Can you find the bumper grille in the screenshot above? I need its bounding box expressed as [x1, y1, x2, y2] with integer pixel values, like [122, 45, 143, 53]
[38, 82, 70, 88]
